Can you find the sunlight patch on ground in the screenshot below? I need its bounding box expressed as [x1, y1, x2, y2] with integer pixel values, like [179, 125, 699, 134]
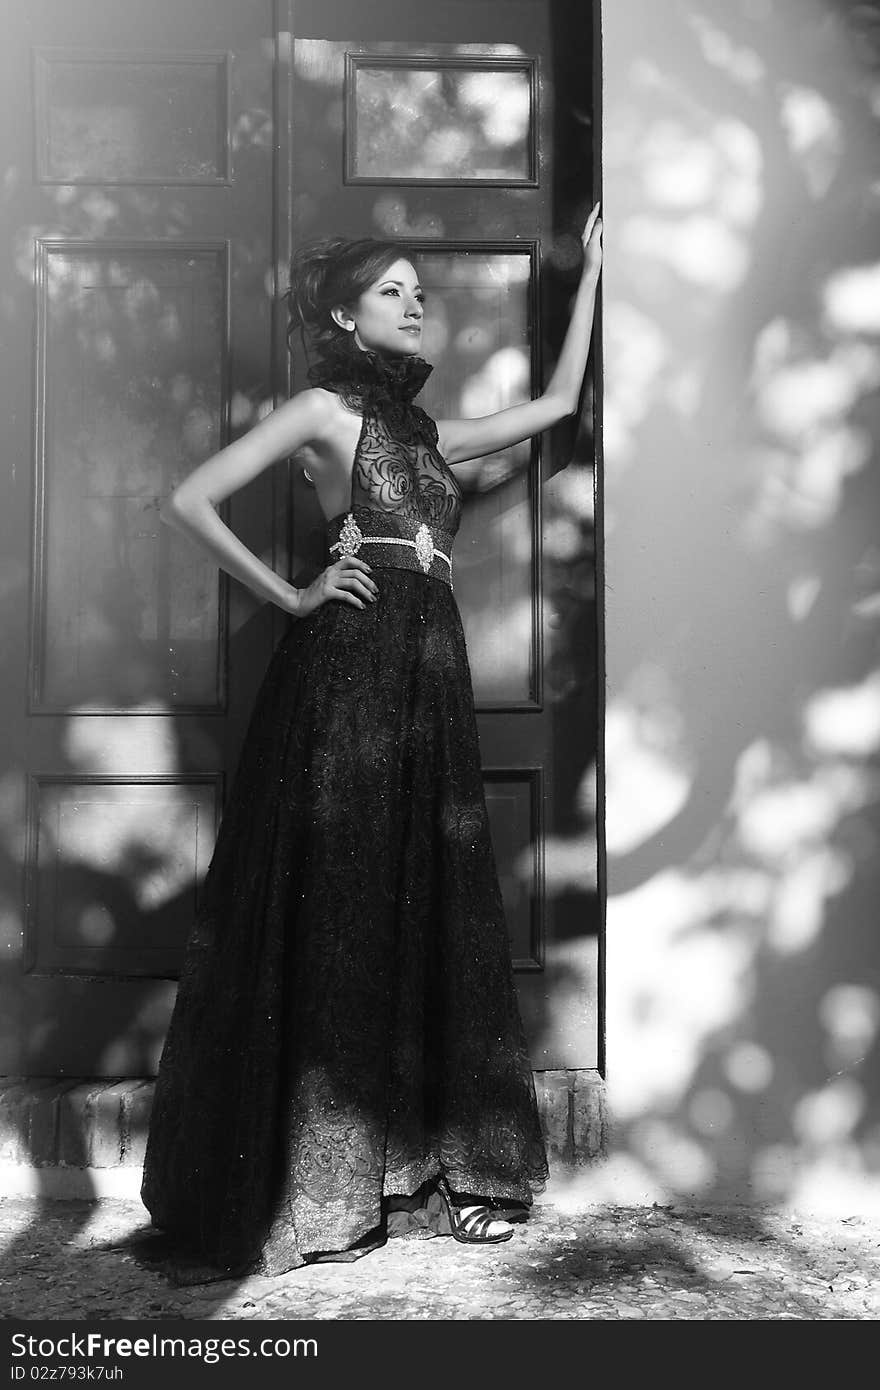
[752, 1077, 880, 1216]
[536, 1154, 668, 1210]
[629, 1117, 716, 1193]
[782, 1162, 880, 1218]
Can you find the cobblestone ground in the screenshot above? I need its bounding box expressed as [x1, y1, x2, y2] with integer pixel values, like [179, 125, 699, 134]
[1, 1191, 878, 1321]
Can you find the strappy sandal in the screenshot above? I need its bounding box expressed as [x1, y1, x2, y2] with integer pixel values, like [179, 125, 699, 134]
[436, 1174, 515, 1245]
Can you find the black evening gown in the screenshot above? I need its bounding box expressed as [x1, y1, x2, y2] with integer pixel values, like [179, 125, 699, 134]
[141, 349, 548, 1277]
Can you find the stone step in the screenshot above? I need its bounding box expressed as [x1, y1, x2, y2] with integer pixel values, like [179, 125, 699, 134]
[0, 1077, 153, 1169]
[0, 1070, 604, 1196]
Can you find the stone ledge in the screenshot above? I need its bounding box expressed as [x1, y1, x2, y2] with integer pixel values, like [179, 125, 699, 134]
[533, 1069, 606, 1165]
[0, 1077, 153, 1169]
[0, 1069, 605, 1186]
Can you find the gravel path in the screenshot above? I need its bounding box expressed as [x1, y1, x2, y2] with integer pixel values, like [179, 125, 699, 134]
[2, 1195, 878, 1321]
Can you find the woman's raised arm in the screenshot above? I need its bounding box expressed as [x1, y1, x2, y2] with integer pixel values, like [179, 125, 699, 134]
[435, 201, 603, 467]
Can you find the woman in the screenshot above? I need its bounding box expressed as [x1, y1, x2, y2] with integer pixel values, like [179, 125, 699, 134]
[141, 203, 603, 1279]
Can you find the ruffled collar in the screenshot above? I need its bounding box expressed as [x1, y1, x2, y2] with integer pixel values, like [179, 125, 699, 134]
[307, 339, 433, 410]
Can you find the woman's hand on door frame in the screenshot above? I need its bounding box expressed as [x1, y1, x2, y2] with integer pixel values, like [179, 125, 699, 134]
[581, 199, 603, 278]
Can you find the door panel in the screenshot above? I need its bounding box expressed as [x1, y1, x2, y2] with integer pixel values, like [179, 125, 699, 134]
[25, 775, 222, 977]
[343, 54, 538, 185]
[33, 48, 233, 186]
[33, 240, 228, 712]
[0, 0, 279, 1075]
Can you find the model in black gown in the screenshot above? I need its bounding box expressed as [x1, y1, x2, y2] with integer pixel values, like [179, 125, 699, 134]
[141, 345, 550, 1277]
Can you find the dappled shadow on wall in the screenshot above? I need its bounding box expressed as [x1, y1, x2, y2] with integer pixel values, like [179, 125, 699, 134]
[597, 0, 880, 1211]
[10, 0, 880, 1297]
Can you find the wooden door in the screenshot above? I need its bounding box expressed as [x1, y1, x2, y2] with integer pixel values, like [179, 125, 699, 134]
[287, 0, 600, 1071]
[0, 0, 284, 1075]
[0, 0, 599, 1084]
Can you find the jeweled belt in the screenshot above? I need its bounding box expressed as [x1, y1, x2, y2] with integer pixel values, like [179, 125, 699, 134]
[327, 508, 455, 588]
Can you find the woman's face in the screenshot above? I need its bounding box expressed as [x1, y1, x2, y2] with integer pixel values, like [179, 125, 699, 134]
[336, 258, 425, 357]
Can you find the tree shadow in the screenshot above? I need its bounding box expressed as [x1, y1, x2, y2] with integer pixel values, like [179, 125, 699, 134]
[598, 0, 880, 1213]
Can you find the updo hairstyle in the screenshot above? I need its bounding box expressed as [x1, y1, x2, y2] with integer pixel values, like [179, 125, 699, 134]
[286, 236, 410, 359]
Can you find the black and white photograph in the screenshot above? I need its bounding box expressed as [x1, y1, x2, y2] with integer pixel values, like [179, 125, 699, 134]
[1, 0, 879, 1356]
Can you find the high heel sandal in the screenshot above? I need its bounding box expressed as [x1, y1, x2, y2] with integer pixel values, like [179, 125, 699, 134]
[436, 1174, 514, 1245]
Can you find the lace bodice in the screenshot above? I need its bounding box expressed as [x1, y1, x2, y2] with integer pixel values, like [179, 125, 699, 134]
[350, 409, 462, 536]
[309, 343, 463, 538]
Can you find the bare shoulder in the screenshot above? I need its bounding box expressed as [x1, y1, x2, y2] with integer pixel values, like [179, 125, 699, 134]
[250, 386, 341, 458]
[272, 386, 338, 430]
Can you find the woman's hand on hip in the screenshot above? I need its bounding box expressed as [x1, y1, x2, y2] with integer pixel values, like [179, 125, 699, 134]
[287, 556, 379, 617]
